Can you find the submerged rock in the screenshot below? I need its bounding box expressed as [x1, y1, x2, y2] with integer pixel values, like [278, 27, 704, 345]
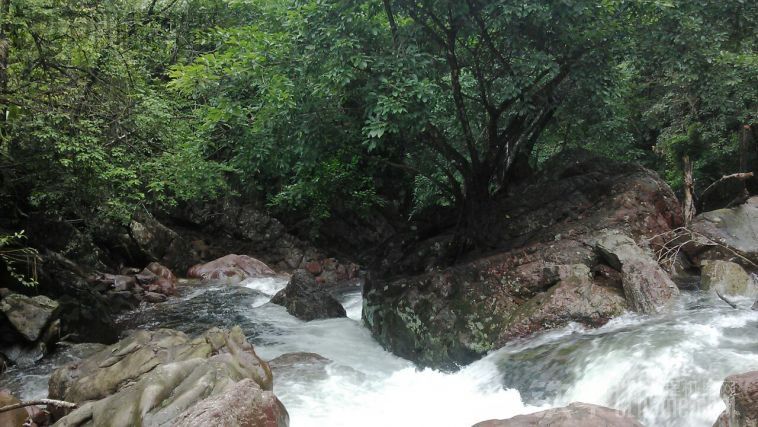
[364, 152, 684, 369]
[473, 402, 644, 427]
[187, 254, 276, 285]
[49, 326, 287, 426]
[701, 260, 757, 298]
[271, 270, 346, 321]
[269, 352, 332, 382]
[714, 371, 758, 427]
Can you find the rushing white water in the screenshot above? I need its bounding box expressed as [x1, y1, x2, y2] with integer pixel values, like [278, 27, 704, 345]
[2, 278, 757, 427]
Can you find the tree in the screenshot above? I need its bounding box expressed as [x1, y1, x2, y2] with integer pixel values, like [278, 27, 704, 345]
[363, 0, 624, 243]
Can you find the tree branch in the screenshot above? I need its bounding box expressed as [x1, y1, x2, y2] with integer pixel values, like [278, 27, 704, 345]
[0, 399, 77, 414]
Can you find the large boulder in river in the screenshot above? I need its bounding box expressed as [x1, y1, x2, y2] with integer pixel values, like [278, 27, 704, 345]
[596, 233, 679, 313]
[687, 197, 758, 269]
[188, 254, 276, 285]
[714, 371, 758, 427]
[473, 402, 644, 427]
[701, 260, 758, 298]
[0, 292, 62, 366]
[0, 293, 59, 341]
[271, 270, 347, 320]
[50, 326, 288, 427]
[364, 151, 684, 369]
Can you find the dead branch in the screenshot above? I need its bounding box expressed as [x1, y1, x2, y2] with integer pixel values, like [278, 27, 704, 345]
[700, 172, 754, 207]
[0, 399, 77, 414]
[716, 291, 738, 309]
[646, 226, 758, 273]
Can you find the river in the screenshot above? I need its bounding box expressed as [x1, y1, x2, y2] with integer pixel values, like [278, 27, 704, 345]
[2, 277, 757, 426]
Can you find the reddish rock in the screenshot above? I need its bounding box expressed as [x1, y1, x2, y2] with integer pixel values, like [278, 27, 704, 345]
[172, 379, 289, 427]
[144, 262, 177, 285]
[474, 402, 643, 427]
[187, 254, 276, 285]
[25, 404, 49, 426]
[714, 371, 758, 427]
[304, 261, 322, 275]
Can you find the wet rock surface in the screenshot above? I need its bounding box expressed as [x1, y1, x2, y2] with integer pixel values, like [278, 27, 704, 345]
[687, 197, 758, 269]
[714, 371, 758, 427]
[0, 294, 59, 342]
[700, 260, 757, 298]
[364, 152, 684, 369]
[595, 233, 679, 313]
[473, 402, 644, 427]
[271, 270, 347, 321]
[49, 326, 287, 427]
[187, 254, 277, 285]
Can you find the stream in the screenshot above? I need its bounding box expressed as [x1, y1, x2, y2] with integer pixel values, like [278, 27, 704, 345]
[2, 277, 757, 427]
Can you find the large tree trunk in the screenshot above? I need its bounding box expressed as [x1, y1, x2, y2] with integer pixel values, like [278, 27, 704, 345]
[682, 154, 696, 225]
[457, 172, 497, 252]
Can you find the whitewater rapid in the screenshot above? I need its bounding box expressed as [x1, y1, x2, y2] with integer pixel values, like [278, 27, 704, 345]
[238, 277, 758, 427]
[2, 277, 757, 427]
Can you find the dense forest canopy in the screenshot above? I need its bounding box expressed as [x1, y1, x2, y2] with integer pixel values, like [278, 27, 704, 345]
[0, 0, 755, 240]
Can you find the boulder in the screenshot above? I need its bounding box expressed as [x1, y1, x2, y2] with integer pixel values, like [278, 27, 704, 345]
[35, 255, 120, 345]
[142, 291, 168, 303]
[701, 260, 758, 298]
[0, 390, 28, 427]
[271, 270, 346, 321]
[473, 402, 643, 427]
[172, 379, 289, 427]
[144, 262, 177, 284]
[714, 371, 758, 427]
[499, 265, 626, 340]
[187, 254, 276, 285]
[129, 211, 196, 272]
[0, 294, 59, 342]
[596, 233, 679, 314]
[49, 326, 286, 427]
[364, 151, 684, 369]
[133, 262, 177, 296]
[688, 197, 758, 268]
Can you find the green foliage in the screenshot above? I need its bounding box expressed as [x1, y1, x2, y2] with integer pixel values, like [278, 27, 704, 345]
[536, 0, 757, 192]
[2, 0, 755, 239]
[1, 0, 230, 225]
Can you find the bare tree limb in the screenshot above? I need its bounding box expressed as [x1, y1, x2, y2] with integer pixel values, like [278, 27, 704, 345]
[0, 399, 77, 414]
